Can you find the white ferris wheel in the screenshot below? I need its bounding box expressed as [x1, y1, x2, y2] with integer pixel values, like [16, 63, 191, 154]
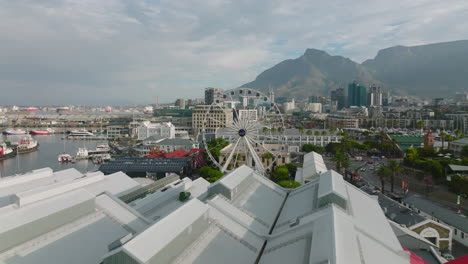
[201, 87, 285, 176]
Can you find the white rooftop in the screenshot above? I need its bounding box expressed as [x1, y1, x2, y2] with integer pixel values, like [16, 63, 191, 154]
[0, 167, 149, 264]
[105, 162, 413, 264]
[130, 177, 210, 222]
[0, 160, 415, 264]
[124, 199, 209, 263]
[295, 151, 327, 183]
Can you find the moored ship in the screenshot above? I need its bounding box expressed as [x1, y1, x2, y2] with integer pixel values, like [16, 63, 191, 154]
[67, 130, 96, 139]
[4, 129, 28, 135]
[0, 142, 16, 160]
[17, 136, 39, 154]
[31, 128, 54, 135]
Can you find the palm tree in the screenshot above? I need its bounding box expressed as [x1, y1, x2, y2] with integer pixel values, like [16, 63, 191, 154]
[314, 131, 320, 136]
[263, 152, 274, 167]
[298, 126, 305, 146]
[306, 130, 312, 143]
[321, 131, 327, 136]
[388, 160, 402, 193]
[379, 130, 386, 144]
[455, 129, 463, 139]
[271, 127, 276, 134]
[278, 127, 284, 134]
[298, 126, 305, 135]
[377, 165, 391, 194]
[332, 150, 348, 174]
[440, 132, 446, 150]
[263, 127, 269, 135]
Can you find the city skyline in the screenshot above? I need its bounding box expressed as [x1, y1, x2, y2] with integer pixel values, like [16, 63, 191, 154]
[1, 0, 468, 105]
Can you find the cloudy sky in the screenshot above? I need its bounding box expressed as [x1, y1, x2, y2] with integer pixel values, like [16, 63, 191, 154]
[1, 0, 467, 105]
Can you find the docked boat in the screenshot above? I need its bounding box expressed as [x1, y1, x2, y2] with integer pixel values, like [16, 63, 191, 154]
[92, 153, 111, 164]
[4, 129, 27, 135]
[17, 136, 39, 154]
[75, 147, 89, 160]
[96, 143, 110, 152]
[67, 130, 96, 139]
[58, 153, 72, 162]
[31, 128, 54, 135]
[0, 143, 16, 160]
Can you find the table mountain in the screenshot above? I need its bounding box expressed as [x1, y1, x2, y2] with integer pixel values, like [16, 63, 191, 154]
[241, 48, 379, 98]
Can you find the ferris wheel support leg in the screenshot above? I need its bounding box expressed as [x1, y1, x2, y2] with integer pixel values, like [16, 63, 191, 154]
[244, 136, 265, 175]
[221, 138, 241, 172]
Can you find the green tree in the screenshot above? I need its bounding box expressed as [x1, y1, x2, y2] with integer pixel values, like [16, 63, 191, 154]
[306, 130, 312, 136]
[285, 163, 298, 178]
[332, 150, 348, 174]
[416, 120, 425, 130]
[302, 144, 324, 153]
[271, 166, 290, 182]
[207, 138, 229, 162]
[417, 147, 436, 158]
[379, 131, 386, 144]
[271, 127, 276, 134]
[455, 129, 463, 139]
[298, 126, 305, 135]
[262, 127, 269, 134]
[321, 130, 327, 136]
[277, 180, 301, 189]
[404, 148, 419, 165]
[387, 160, 402, 193]
[314, 131, 320, 136]
[362, 131, 371, 137]
[440, 132, 447, 150]
[263, 152, 274, 160]
[462, 146, 468, 158]
[298, 126, 305, 145]
[199, 166, 223, 183]
[207, 169, 223, 182]
[376, 165, 391, 194]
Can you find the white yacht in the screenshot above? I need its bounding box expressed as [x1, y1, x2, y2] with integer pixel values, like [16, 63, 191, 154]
[67, 130, 96, 139]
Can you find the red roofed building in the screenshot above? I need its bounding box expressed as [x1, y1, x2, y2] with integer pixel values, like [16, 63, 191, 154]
[145, 148, 206, 167]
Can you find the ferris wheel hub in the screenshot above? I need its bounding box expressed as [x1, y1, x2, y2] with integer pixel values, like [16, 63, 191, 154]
[238, 129, 246, 137]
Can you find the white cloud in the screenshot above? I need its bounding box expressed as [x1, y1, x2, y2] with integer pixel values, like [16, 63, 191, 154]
[0, 0, 467, 105]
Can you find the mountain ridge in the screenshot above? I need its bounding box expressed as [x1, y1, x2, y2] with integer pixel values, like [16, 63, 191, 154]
[241, 40, 468, 98]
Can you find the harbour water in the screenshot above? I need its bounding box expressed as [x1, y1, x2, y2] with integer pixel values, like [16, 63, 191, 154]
[0, 134, 105, 177]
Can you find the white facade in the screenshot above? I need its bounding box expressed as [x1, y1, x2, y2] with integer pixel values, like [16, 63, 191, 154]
[136, 121, 175, 140]
[282, 99, 296, 113]
[368, 85, 383, 106]
[238, 109, 258, 121]
[305, 102, 322, 113]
